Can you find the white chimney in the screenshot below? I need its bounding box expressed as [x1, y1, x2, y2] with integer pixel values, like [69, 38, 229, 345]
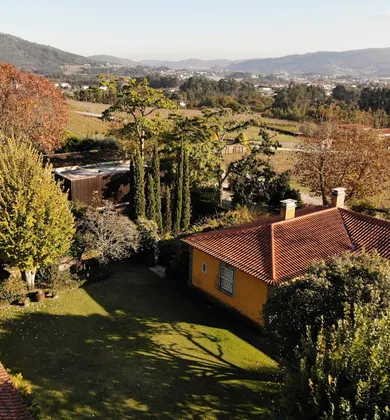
[280, 199, 297, 220]
[331, 188, 346, 208]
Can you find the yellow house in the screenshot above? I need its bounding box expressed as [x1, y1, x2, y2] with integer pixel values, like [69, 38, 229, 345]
[183, 191, 390, 325]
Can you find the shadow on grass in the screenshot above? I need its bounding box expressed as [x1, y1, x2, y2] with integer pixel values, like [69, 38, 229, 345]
[0, 263, 281, 419]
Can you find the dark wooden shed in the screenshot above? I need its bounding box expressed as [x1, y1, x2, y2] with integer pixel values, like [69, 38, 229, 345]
[54, 161, 131, 207]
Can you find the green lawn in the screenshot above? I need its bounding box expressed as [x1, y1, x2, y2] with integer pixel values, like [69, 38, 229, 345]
[0, 263, 281, 419]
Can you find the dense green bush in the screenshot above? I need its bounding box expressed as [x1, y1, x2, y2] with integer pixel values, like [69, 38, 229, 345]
[36, 264, 81, 292]
[280, 306, 390, 419]
[263, 252, 390, 363]
[191, 207, 257, 234]
[136, 218, 159, 265]
[165, 242, 190, 285]
[229, 151, 302, 209]
[59, 136, 123, 155]
[137, 218, 159, 253]
[0, 275, 27, 303]
[158, 238, 183, 266]
[349, 199, 378, 216]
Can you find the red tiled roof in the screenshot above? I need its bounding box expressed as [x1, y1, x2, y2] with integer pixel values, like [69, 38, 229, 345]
[183, 207, 390, 284]
[340, 208, 390, 259]
[0, 362, 33, 420]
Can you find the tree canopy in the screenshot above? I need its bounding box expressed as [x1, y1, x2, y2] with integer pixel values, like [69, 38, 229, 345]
[294, 122, 390, 205]
[229, 149, 302, 209]
[0, 135, 75, 289]
[0, 63, 69, 153]
[263, 251, 390, 363]
[280, 305, 390, 420]
[102, 78, 177, 154]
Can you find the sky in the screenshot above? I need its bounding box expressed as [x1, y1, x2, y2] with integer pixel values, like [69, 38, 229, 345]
[2, 0, 390, 61]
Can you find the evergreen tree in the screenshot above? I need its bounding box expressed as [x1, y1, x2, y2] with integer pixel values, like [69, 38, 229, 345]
[174, 144, 184, 233]
[0, 135, 75, 290]
[134, 146, 146, 220]
[182, 147, 191, 230]
[128, 158, 136, 219]
[146, 173, 157, 222]
[164, 185, 172, 234]
[152, 144, 163, 232]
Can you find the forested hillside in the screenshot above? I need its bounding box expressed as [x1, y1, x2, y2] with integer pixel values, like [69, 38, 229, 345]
[0, 33, 93, 73]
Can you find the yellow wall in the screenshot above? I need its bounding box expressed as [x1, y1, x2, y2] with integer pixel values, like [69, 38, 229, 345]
[191, 248, 269, 325]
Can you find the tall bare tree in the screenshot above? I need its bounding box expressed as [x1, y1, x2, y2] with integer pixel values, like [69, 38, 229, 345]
[295, 122, 390, 205]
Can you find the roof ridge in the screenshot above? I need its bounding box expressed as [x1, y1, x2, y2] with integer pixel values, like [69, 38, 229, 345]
[339, 207, 390, 226]
[272, 206, 338, 227]
[270, 223, 276, 281]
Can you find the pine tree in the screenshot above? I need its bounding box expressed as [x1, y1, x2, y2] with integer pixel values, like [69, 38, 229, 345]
[174, 144, 184, 233]
[134, 146, 146, 220]
[164, 185, 173, 234]
[152, 144, 163, 232]
[0, 135, 75, 290]
[182, 147, 191, 231]
[146, 173, 157, 221]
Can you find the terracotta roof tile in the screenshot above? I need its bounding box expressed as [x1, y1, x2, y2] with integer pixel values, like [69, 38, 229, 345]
[183, 206, 390, 284]
[0, 362, 33, 420]
[340, 209, 390, 259]
[272, 208, 353, 281]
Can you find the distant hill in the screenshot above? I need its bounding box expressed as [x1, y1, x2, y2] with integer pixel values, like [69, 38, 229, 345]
[229, 48, 390, 76]
[88, 55, 137, 66]
[0, 33, 93, 73]
[2, 32, 390, 77]
[140, 58, 233, 70]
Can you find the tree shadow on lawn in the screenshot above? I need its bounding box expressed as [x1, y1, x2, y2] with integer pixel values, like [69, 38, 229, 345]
[0, 263, 282, 419]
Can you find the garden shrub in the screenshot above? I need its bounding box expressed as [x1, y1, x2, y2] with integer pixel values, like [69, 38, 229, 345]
[0, 275, 27, 304]
[137, 218, 159, 265]
[349, 199, 378, 216]
[219, 207, 256, 226]
[158, 238, 183, 266]
[279, 306, 390, 420]
[263, 251, 390, 364]
[83, 203, 140, 264]
[9, 372, 41, 419]
[191, 207, 257, 234]
[59, 136, 123, 155]
[36, 264, 81, 292]
[165, 242, 190, 285]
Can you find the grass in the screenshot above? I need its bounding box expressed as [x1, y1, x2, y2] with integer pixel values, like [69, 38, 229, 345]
[0, 263, 281, 419]
[66, 112, 111, 138]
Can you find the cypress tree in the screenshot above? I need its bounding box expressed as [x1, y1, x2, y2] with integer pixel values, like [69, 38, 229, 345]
[152, 144, 163, 232]
[128, 158, 136, 219]
[134, 146, 146, 220]
[174, 144, 184, 233]
[146, 173, 157, 221]
[182, 147, 191, 231]
[164, 185, 172, 234]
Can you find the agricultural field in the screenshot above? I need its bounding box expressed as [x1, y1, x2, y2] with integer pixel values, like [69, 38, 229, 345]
[65, 100, 302, 148]
[66, 112, 111, 138]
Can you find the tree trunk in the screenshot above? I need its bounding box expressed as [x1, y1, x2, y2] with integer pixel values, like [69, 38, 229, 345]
[319, 160, 329, 206]
[218, 179, 224, 206]
[22, 269, 37, 291]
[219, 170, 230, 207]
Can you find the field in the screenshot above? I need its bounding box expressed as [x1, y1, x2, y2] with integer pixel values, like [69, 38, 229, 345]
[0, 263, 281, 419]
[66, 112, 112, 138]
[65, 100, 301, 148]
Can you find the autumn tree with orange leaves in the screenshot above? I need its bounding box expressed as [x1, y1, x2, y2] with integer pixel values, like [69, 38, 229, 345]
[0, 63, 68, 153]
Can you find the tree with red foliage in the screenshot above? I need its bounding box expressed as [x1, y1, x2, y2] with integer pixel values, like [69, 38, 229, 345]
[0, 63, 68, 153]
